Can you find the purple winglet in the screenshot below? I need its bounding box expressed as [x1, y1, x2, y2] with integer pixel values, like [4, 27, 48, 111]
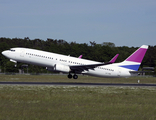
[78, 55, 83, 58]
[109, 54, 119, 63]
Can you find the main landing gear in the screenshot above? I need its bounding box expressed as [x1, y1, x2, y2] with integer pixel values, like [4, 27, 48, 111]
[68, 73, 78, 79]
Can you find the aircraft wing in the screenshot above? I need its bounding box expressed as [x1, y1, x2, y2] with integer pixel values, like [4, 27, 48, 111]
[70, 62, 112, 73]
[70, 54, 119, 73]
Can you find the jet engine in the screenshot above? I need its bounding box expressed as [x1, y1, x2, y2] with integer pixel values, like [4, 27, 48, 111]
[54, 64, 70, 73]
[47, 64, 70, 73]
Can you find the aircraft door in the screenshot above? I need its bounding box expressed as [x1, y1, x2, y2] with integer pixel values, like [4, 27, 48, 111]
[20, 49, 25, 57]
[118, 68, 121, 76]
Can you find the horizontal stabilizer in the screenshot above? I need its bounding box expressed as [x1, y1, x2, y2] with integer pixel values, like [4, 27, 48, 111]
[130, 71, 154, 73]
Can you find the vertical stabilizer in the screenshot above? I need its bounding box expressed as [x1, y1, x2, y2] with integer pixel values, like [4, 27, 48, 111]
[119, 45, 148, 71]
[125, 45, 148, 63]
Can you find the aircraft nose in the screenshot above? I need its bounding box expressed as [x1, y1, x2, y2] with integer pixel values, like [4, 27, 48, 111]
[2, 50, 9, 56]
[2, 51, 5, 55]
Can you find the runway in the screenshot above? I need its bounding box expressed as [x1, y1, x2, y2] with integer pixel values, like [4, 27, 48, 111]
[0, 82, 156, 87]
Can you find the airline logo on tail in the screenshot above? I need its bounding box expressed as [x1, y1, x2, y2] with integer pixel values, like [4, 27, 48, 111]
[119, 45, 148, 71]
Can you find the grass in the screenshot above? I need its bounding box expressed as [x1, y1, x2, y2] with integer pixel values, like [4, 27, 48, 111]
[0, 85, 156, 120]
[0, 75, 156, 120]
[0, 74, 156, 84]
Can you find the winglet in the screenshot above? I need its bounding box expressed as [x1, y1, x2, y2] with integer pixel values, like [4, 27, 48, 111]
[78, 55, 83, 58]
[109, 54, 119, 63]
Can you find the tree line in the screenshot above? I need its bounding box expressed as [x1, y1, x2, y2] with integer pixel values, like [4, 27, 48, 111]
[0, 37, 156, 74]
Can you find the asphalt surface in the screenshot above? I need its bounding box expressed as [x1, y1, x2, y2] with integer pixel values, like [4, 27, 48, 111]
[0, 82, 156, 87]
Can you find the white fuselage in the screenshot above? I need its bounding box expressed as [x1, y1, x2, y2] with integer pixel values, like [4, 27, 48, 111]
[2, 48, 132, 78]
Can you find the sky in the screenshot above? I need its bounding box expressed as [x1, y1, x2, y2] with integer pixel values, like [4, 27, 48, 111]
[0, 0, 156, 47]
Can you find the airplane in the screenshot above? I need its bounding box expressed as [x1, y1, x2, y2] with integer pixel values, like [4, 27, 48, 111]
[1, 47, 118, 78]
[2, 45, 148, 79]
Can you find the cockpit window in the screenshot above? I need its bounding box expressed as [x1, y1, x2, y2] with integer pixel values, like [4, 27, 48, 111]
[10, 49, 15, 52]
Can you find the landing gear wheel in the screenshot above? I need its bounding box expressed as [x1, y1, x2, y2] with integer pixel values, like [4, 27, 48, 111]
[68, 74, 72, 79]
[73, 75, 78, 79]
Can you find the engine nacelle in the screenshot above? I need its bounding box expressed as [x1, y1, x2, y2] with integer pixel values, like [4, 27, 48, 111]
[54, 64, 70, 73]
[47, 64, 70, 73]
[46, 67, 54, 71]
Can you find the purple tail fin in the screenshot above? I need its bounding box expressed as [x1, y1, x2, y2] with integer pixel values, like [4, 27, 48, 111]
[125, 45, 148, 63]
[119, 45, 148, 71]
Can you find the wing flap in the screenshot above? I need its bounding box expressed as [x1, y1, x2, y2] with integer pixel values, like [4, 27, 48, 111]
[70, 62, 111, 72]
[69, 54, 119, 73]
